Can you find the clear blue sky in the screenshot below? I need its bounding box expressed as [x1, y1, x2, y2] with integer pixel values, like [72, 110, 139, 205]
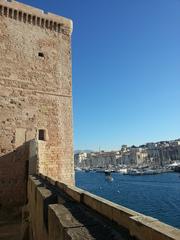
[19, 0, 180, 150]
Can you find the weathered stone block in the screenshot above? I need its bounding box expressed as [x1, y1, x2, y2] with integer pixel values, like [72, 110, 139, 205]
[56, 181, 68, 192]
[129, 215, 180, 240]
[48, 204, 84, 240]
[65, 186, 84, 202]
[35, 187, 56, 240]
[112, 204, 139, 230]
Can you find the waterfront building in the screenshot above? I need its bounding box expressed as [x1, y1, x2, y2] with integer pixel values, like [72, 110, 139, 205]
[74, 140, 180, 169]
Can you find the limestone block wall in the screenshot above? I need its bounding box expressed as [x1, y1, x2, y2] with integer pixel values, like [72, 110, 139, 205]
[0, 0, 74, 208]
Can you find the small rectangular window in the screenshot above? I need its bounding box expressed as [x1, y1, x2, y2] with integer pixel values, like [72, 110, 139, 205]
[38, 129, 45, 141]
[38, 52, 44, 58]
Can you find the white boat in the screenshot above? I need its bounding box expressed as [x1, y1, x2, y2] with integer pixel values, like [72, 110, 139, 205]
[118, 168, 128, 174]
[125, 169, 142, 176]
[75, 167, 82, 171]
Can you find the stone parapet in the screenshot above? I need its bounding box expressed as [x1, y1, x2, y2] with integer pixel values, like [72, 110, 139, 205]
[0, 0, 72, 35]
[27, 175, 180, 240]
[28, 175, 128, 240]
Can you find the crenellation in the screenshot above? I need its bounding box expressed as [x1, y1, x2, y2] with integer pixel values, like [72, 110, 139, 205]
[0, 0, 73, 35]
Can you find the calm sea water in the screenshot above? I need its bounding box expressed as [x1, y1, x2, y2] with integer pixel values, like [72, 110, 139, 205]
[75, 172, 180, 228]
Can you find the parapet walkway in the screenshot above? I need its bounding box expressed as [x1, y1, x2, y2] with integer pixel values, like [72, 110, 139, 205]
[28, 175, 180, 240]
[1, 175, 179, 240]
[29, 175, 132, 240]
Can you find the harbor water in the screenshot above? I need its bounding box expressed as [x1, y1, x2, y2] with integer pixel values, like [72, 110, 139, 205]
[75, 171, 180, 229]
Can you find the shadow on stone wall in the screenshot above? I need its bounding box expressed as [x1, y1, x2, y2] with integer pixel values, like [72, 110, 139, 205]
[0, 140, 37, 210]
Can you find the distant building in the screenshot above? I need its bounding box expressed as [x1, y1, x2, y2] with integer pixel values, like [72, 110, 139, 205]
[74, 139, 180, 169]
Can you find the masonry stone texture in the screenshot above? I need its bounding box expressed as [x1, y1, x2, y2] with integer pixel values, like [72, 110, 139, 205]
[0, 0, 74, 208]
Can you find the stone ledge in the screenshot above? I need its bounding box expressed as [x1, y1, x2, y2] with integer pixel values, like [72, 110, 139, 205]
[29, 176, 180, 240]
[130, 215, 180, 240]
[48, 204, 125, 240]
[65, 186, 85, 203]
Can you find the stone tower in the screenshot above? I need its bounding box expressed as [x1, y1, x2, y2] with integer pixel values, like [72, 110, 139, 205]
[0, 0, 74, 208]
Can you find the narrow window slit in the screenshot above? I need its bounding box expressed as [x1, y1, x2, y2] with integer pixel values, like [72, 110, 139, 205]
[38, 129, 46, 141]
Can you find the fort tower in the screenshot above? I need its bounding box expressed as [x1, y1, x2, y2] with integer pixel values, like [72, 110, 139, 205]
[0, 0, 74, 208]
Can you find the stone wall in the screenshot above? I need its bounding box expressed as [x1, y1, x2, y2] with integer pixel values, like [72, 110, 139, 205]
[0, 0, 74, 208]
[27, 175, 180, 240]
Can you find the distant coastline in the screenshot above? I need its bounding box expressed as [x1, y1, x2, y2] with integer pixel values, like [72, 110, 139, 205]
[74, 138, 180, 172]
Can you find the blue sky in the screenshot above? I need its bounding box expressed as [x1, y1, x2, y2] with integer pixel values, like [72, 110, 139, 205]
[19, 0, 180, 150]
